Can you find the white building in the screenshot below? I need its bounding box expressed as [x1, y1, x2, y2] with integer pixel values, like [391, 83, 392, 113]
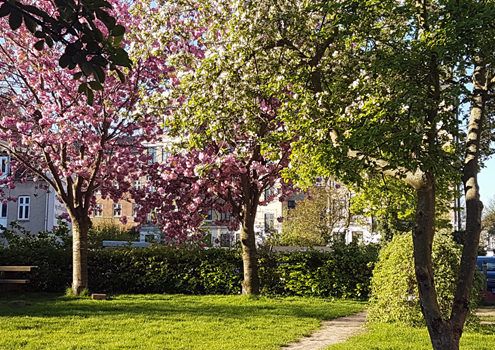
[0, 154, 66, 235]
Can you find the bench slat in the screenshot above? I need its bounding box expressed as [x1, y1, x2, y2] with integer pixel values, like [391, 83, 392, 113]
[0, 279, 30, 284]
[0, 266, 37, 272]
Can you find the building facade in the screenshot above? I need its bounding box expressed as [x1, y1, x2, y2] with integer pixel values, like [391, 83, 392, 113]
[0, 154, 66, 235]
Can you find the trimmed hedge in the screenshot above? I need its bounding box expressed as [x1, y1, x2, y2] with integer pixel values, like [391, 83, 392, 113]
[0, 237, 378, 299]
[88, 247, 243, 294]
[260, 243, 378, 299]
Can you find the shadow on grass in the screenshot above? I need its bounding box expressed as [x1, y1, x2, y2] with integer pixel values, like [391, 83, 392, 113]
[0, 293, 362, 321]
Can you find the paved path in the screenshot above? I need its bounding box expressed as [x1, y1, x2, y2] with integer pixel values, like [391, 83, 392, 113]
[282, 311, 367, 350]
[476, 306, 495, 325]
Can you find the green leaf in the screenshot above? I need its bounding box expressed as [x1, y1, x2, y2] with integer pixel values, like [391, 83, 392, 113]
[89, 80, 103, 91]
[113, 35, 124, 46]
[8, 10, 23, 30]
[93, 65, 106, 84]
[85, 40, 100, 52]
[0, 3, 10, 18]
[80, 62, 93, 77]
[112, 48, 131, 67]
[95, 9, 116, 30]
[23, 15, 37, 33]
[115, 68, 126, 83]
[90, 55, 108, 67]
[22, 5, 48, 18]
[86, 88, 94, 106]
[94, 27, 104, 42]
[59, 53, 72, 68]
[78, 82, 88, 94]
[100, 1, 113, 9]
[111, 25, 125, 37]
[67, 61, 77, 70]
[34, 40, 45, 51]
[45, 36, 54, 48]
[72, 72, 83, 80]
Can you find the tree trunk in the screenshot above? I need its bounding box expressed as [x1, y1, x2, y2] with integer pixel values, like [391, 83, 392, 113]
[450, 63, 488, 347]
[412, 173, 456, 350]
[240, 208, 260, 295]
[71, 214, 91, 295]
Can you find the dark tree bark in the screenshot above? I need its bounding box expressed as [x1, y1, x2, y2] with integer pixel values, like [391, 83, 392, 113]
[412, 173, 456, 350]
[450, 63, 488, 347]
[240, 206, 260, 295]
[238, 170, 261, 295]
[69, 212, 91, 296]
[412, 63, 491, 350]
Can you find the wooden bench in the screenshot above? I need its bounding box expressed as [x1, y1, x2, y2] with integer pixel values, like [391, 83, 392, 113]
[0, 266, 37, 285]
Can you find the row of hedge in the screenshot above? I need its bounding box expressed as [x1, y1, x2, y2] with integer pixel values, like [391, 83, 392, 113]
[0, 233, 378, 299]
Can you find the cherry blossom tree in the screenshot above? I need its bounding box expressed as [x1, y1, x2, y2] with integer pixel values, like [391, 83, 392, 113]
[129, 0, 294, 294]
[0, 0, 189, 295]
[137, 135, 292, 295]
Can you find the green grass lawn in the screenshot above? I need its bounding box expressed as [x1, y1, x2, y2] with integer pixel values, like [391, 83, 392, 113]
[0, 294, 364, 350]
[327, 310, 495, 350]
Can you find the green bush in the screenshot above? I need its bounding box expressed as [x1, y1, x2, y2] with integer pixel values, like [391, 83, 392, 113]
[0, 231, 378, 298]
[259, 243, 379, 299]
[367, 231, 484, 326]
[88, 224, 139, 249]
[0, 223, 72, 291]
[88, 246, 243, 294]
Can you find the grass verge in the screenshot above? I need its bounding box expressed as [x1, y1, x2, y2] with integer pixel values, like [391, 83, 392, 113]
[0, 294, 363, 350]
[327, 308, 495, 350]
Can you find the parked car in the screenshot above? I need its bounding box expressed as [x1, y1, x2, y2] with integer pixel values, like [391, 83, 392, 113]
[476, 256, 495, 292]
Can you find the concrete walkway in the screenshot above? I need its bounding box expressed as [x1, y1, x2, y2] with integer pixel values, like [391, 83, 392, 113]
[476, 306, 495, 325]
[283, 311, 367, 350]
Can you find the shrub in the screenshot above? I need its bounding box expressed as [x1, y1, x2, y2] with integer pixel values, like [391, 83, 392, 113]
[0, 223, 72, 291]
[0, 230, 378, 298]
[259, 242, 379, 299]
[367, 231, 484, 325]
[88, 224, 139, 249]
[88, 246, 243, 294]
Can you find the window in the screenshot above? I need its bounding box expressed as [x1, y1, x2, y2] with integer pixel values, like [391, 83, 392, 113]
[146, 209, 156, 224]
[1, 202, 7, 218]
[264, 187, 275, 201]
[0, 156, 8, 178]
[264, 213, 274, 232]
[148, 147, 157, 164]
[144, 234, 157, 243]
[206, 209, 213, 222]
[220, 233, 231, 247]
[315, 177, 324, 187]
[132, 204, 139, 218]
[113, 203, 122, 217]
[287, 200, 296, 209]
[133, 180, 142, 190]
[161, 147, 169, 162]
[351, 231, 363, 244]
[219, 212, 231, 221]
[94, 204, 103, 217]
[18, 196, 30, 220]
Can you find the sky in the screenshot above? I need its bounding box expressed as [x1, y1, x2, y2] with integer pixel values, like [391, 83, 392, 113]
[479, 157, 495, 206]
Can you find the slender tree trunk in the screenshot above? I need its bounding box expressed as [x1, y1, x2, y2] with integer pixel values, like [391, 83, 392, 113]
[412, 173, 456, 350]
[413, 64, 491, 350]
[240, 206, 260, 295]
[450, 63, 488, 347]
[71, 214, 91, 295]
